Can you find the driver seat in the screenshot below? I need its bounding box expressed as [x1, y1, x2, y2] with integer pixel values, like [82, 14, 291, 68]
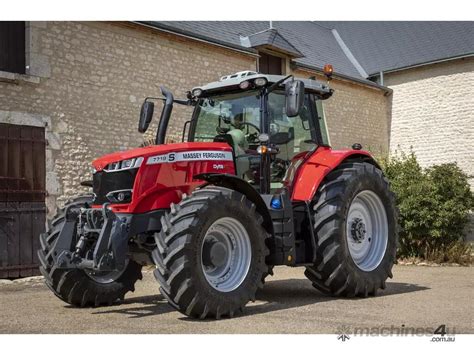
[213, 133, 234, 149]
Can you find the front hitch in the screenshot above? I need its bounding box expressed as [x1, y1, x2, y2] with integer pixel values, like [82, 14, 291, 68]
[53, 204, 131, 273]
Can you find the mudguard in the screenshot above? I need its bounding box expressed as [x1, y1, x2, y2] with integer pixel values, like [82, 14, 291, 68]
[290, 146, 380, 202]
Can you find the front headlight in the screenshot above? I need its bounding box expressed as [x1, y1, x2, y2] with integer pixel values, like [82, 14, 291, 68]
[192, 88, 203, 98]
[254, 77, 267, 87]
[120, 158, 136, 169]
[104, 157, 143, 172]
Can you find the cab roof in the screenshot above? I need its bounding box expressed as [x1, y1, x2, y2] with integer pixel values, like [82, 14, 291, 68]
[192, 71, 333, 99]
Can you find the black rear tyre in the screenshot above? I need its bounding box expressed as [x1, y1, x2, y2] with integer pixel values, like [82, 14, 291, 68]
[152, 186, 269, 319]
[38, 195, 142, 307]
[304, 162, 398, 297]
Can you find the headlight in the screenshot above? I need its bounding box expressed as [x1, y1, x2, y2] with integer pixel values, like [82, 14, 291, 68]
[254, 77, 267, 87]
[239, 80, 250, 89]
[106, 189, 133, 203]
[192, 88, 203, 97]
[104, 157, 143, 172]
[121, 159, 135, 169]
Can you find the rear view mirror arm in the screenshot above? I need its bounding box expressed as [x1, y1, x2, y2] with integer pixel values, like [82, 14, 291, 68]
[145, 97, 195, 106]
[267, 75, 292, 94]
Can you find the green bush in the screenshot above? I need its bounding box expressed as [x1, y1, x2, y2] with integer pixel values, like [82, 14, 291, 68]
[380, 152, 474, 261]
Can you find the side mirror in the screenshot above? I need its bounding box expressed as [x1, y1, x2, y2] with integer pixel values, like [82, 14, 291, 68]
[138, 101, 154, 133]
[285, 80, 305, 117]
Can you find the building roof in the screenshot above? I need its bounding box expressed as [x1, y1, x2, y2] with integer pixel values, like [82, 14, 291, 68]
[140, 21, 365, 81]
[244, 28, 303, 58]
[315, 21, 474, 75]
[139, 21, 474, 82]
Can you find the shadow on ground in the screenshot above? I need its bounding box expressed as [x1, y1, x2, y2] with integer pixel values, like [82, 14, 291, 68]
[179, 278, 429, 322]
[243, 278, 429, 318]
[91, 294, 173, 318]
[88, 278, 428, 320]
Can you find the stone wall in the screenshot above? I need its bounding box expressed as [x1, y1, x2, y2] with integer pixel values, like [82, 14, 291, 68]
[0, 21, 256, 217]
[385, 57, 474, 188]
[0, 21, 391, 218]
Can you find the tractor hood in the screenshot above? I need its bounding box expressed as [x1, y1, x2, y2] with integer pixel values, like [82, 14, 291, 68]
[91, 141, 235, 214]
[92, 142, 232, 172]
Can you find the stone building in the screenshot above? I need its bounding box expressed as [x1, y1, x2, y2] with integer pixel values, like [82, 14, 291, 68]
[0, 20, 472, 213]
[0, 21, 394, 218]
[319, 21, 474, 189]
[0, 21, 472, 275]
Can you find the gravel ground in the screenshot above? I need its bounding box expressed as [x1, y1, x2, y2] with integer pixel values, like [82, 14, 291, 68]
[0, 265, 472, 334]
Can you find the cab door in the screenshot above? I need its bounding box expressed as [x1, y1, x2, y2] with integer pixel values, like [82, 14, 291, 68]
[267, 92, 328, 191]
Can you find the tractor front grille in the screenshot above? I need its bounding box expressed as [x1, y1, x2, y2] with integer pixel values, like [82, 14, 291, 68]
[92, 169, 138, 205]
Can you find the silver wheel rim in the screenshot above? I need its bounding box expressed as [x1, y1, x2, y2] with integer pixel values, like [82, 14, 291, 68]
[85, 259, 129, 284]
[346, 190, 388, 271]
[201, 217, 252, 292]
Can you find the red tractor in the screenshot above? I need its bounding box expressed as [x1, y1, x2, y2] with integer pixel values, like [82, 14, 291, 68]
[39, 70, 398, 319]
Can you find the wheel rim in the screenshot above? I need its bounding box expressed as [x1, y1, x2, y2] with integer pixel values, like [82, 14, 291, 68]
[85, 259, 129, 284]
[201, 217, 252, 292]
[346, 190, 388, 271]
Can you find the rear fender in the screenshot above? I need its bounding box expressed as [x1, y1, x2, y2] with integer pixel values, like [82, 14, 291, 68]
[291, 147, 380, 202]
[194, 173, 274, 236]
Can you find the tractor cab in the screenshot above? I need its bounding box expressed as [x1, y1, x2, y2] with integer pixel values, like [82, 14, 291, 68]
[187, 72, 332, 192]
[139, 71, 333, 194]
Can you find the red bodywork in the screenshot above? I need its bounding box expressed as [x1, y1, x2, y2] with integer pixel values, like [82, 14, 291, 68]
[289, 146, 373, 201]
[92, 142, 372, 213]
[92, 142, 235, 213]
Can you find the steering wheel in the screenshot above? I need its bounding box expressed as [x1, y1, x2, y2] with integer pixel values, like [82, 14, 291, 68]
[239, 121, 260, 133]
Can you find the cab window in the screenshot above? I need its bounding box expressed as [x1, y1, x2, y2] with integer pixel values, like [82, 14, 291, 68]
[267, 92, 316, 188]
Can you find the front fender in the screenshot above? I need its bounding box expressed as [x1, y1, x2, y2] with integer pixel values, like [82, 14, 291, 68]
[194, 173, 274, 236]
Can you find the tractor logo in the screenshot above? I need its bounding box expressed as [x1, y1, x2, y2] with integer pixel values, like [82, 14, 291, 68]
[213, 164, 224, 170]
[147, 151, 233, 165]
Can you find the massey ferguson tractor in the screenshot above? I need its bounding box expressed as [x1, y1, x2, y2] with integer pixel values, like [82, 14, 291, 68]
[39, 69, 397, 319]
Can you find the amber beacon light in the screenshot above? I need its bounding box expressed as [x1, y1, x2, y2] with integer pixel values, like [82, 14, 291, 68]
[323, 64, 334, 79]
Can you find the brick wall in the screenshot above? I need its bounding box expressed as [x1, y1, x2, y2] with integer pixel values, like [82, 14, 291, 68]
[385, 57, 474, 188]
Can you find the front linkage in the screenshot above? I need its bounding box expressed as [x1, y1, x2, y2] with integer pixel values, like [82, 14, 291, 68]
[38, 195, 166, 307]
[50, 203, 130, 274]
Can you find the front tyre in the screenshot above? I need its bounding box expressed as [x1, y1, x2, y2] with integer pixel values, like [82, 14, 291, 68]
[152, 187, 269, 319]
[304, 162, 398, 297]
